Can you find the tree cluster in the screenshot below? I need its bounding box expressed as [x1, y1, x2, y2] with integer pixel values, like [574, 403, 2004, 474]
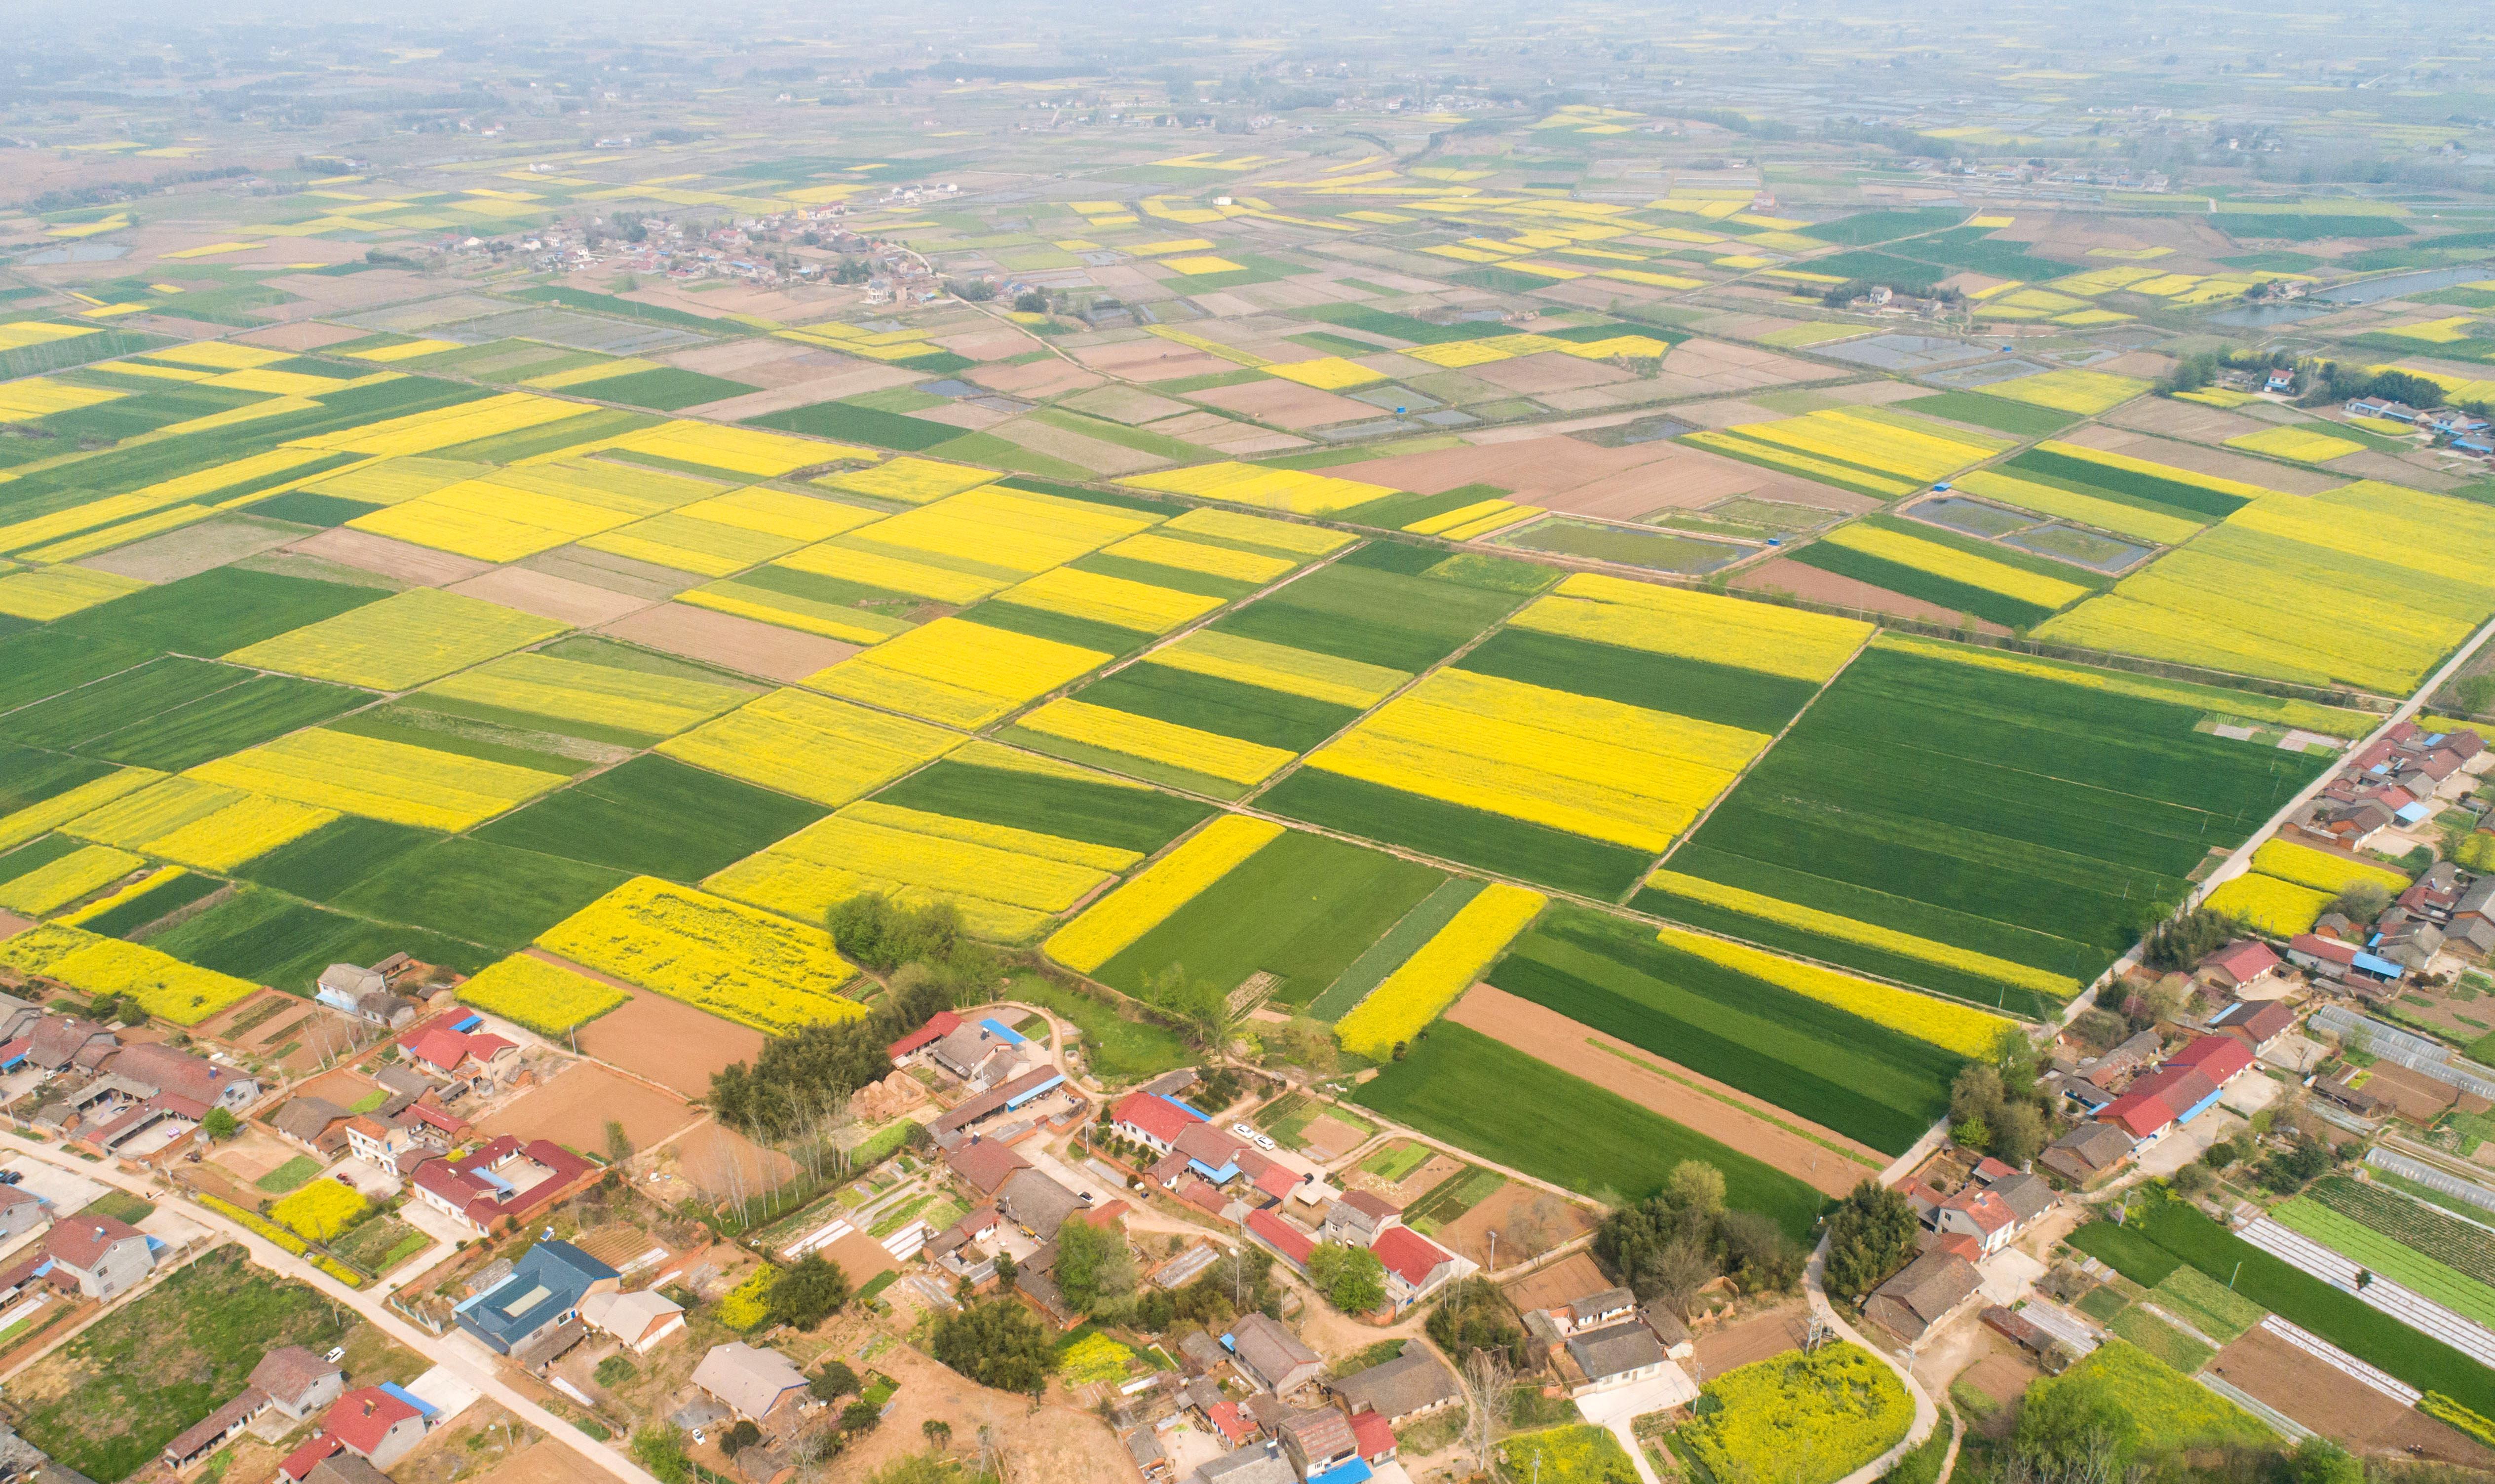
[1822, 1180, 1920, 1304]
[929, 1299, 1056, 1396]
[708, 896, 989, 1136]
[1307, 1242, 1387, 1315]
[1130, 1246, 1279, 1333]
[1593, 1160, 1803, 1319]
[2140, 904, 2241, 971]
[2304, 359, 2465, 414]
[1138, 963, 1239, 1051]
[1053, 1218, 1138, 1317]
[1425, 1276, 1531, 1369]
[764, 1253, 853, 1330]
[1949, 1031, 2051, 1167]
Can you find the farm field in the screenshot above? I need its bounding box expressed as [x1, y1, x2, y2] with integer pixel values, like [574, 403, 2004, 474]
[1659, 633, 2330, 1012]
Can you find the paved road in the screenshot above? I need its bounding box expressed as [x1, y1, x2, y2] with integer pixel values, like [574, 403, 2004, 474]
[2, 1136, 660, 1484]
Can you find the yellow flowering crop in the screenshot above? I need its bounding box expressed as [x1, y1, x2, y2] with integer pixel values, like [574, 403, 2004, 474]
[1102, 532, 1294, 584]
[657, 688, 960, 807]
[424, 651, 751, 738]
[1644, 870, 2079, 1002]
[1305, 669, 1766, 851]
[855, 485, 1161, 577]
[1981, 368, 2151, 415]
[190, 729, 565, 832]
[1266, 357, 1385, 391]
[303, 456, 483, 506]
[0, 845, 146, 916]
[1336, 882, 1545, 1057]
[1060, 1332, 1136, 1386]
[678, 579, 917, 646]
[817, 457, 1000, 505]
[778, 540, 1004, 605]
[1403, 339, 1522, 368]
[709, 805, 1121, 943]
[225, 587, 565, 691]
[610, 419, 870, 478]
[144, 796, 337, 871]
[2225, 426, 2365, 463]
[64, 775, 239, 848]
[845, 801, 1142, 871]
[676, 487, 879, 543]
[578, 511, 798, 575]
[0, 566, 148, 622]
[537, 876, 863, 1034]
[1162, 506, 1351, 556]
[0, 377, 127, 420]
[18, 506, 218, 566]
[350, 475, 665, 562]
[809, 617, 1108, 728]
[144, 341, 290, 370]
[1817, 523, 2091, 610]
[2250, 839, 2408, 897]
[999, 567, 1222, 634]
[1016, 699, 1297, 786]
[1511, 573, 1870, 683]
[1683, 431, 1918, 497]
[1655, 926, 2019, 1057]
[456, 952, 628, 1034]
[55, 866, 182, 927]
[1404, 498, 1513, 536]
[1151, 630, 1410, 708]
[0, 923, 256, 1024]
[1716, 410, 2001, 482]
[1045, 815, 1284, 972]
[297, 392, 601, 459]
[1122, 462, 1395, 517]
[0, 769, 164, 853]
[1954, 470, 2204, 547]
[270, 1180, 367, 1242]
[2204, 873, 2333, 936]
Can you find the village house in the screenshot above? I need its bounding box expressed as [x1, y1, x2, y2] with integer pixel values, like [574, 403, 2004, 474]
[314, 964, 419, 1031]
[2206, 999, 2297, 1056]
[1277, 1406, 1360, 1479]
[1188, 1443, 1299, 1484]
[454, 1239, 618, 1356]
[342, 1098, 468, 1176]
[1332, 1348, 1463, 1427]
[271, 1097, 353, 1158]
[1931, 1159, 2056, 1258]
[1566, 1320, 1670, 1394]
[407, 1136, 590, 1237]
[2095, 1034, 2254, 1150]
[1223, 1312, 1325, 1394]
[2039, 1121, 2135, 1186]
[0, 1184, 49, 1245]
[944, 1136, 1031, 1197]
[2197, 940, 2283, 997]
[45, 1213, 153, 1300]
[403, 1023, 522, 1093]
[280, 1385, 435, 1479]
[1865, 1249, 1984, 1344]
[580, 1286, 688, 1353]
[160, 1345, 344, 1473]
[924, 1065, 1071, 1148]
[691, 1341, 810, 1425]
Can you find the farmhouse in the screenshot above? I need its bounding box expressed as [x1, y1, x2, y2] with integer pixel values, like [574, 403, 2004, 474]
[888, 1009, 963, 1065]
[2094, 1034, 2253, 1148]
[926, 1065, 1070, 1147]
[454, 1239, 618, 1355]
[581, 1287, 687, 1352]
[2196, 940, 2282, 996]
[315, 964, 419, 1030]
[404, 1024, 522, 1091]
[1223, 1312, 1324, 1394]
[1865, 1249, 1983, 1343]
[280, 1385, 434, 1477]
[1277, 1405, 1360, 1478]
[2206, 999, 2296, 1055]
[1188, 1443, 1299, 1484]
[691, 1341, 810, 1423]
[0, 1185, 48, 1243]
[45, 1213, 153, 1299]
[1565, 1320, 1670, 1394]
[271, 1097, 353, 1157]
[2040, 1121, 2138, 1185]
[343, 1098, 467, 1175]
[1332, 1348, 1463, 1426]
[161, 1345, 344, 1472]
[945, 1135, 1032, 1196]
[1372, 1223, 1469, 1312]
[408, 1136, 591, 1236]
[1932, 1160, 2056, 1257]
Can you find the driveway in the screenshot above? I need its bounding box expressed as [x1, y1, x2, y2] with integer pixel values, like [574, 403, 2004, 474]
[0, 1156, 106, 1216]
[1574, 1367, 1698, 1484]
[1977, 1247, 2046, 1307]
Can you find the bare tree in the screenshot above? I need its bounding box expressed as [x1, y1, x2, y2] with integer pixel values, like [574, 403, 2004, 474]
[1462, 1345, 1513, 1481]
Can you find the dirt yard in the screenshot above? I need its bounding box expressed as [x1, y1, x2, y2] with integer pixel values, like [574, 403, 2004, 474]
[477, 1063, 697, 1156]
[1691, 1303, 1807, 1377]
[821, 1325, 1141, 1484]
[1449, 986, 1882, 1197]
[2210, 1326, 2494, 1466]
[1437, 1180, 1597, 1271]
[669, 1121, 799, 1199]
[1504, 1251, 1612, 1315]
[574, 984, 767, 1100]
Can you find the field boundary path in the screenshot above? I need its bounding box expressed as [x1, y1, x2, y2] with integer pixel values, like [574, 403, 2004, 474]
[1, 1133, 662, 1484]
[1804, 1229, 1940, 1484]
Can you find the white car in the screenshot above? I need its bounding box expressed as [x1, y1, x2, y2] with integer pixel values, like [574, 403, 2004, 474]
[1252, 1134, 1277, 1151]
[1230, 1123, 1259, 1142]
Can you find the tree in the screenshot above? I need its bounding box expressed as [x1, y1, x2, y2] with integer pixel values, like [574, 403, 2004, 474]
[1012, 291, 1048, 313]
[948, 277, 997, 302]
[991, 1251, 1017, 1286]
[1424, 1276, 1529, 1368]
[1951, 1115, 1992, 1152]
[2291, 1439, 2364, 1484]
[1719, 1211, 1803, 1295]
[2014, 1366, 2136, 1482]
[843, 1398, 883, 1432]
[811, 1360, 860, 1402]
[1664, 1160, 1725, 1220]
[1053, 1219, 1135, 1316]
[929, 1299, 1056, 1394]
[604, 1119, 633, 1167]
[2331, 882, 2391, 924]
[200, 1107, 239, 1142]
[1459, 1345, 1512, 1482]
[720, 1420, 762, 1457]
[2140, 906, 2240, 971]
[1259, 1017, 1339, 1073]
[1307, 1242, 1387, 1314]
[1822, 1180, 1919, 1304]
[2172, 1161, 2213, 1198]
[922, 1418, 953, 1451]
[631, 1425, 692, 1484]
[767, 1253, 852, 1330]
[1992, 1103, 2047, 1166]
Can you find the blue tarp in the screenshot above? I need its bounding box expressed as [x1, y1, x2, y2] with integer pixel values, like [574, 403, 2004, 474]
[1162, 1094, 1213, 1121]
[379, 1381, 438, 1417]
[1308, 1462, 1374, 1484]
[2353, 951, 2406, 979]
[978, 1018, 1026, 1046]
[448, 1012, 483, 1033]
[1002, 1073, 1064, 1110]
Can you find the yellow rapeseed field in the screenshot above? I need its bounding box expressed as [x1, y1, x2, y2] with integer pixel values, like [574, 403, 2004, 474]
[1655, 926, 2019, 1057]
[2204, 873, 2332, 936]
[424, 651, 751, 738]
[1015, 698, 1297, 786]
[2226, 426, 2365, 463]
[1954, 470, 2205, 546]
[0, 769, 164, 852]
[610, 420, 869, 478]
[998, 566, 1223, 634]
[190, 729, 565, 832]
[2250, 839, 2408, 897]
[1101, 532, 1295, 584]
[0, 923, 256, 1024]
[1509, 572, 1871, 682]
[1044, 815, 1283, 972]
[657, 688, 960, 806]
[1123, 462, 1394, 517]
[851, 484, 1160, 576]
[0, 376, 126, 420]
[1816, 523, 2091, 610]
[778, 539, 1004, 605]
[1980, 368, 2151, 415]
[225, 587, 565, 691]
[455, 953, 628, 1035]
[1162, 505, 1352, 556]
[818, 457, 999, 505]
[1336, 883, 1546, 1058]
[1150, 630, 1410, 708]
[142, 795, 338, 871]
[55, 866, 184, 928]
[576, 512, 801, 575]
[678, 578, 918, 646]
[0, 845, 146, 916]
[537, 875, 863, 1034]
[1266, 357, 1385, 391]
[809, 617, 1109, 728]
[0, 566, 148, 622]
[709, 806, 1122, 943]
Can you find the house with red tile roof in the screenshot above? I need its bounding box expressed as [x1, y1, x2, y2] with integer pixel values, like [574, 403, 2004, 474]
[310, 1385, 429, 1473]
[1371, 1224, 1469, 1312]
[1246, 1208, 1317, 1267]
[46, 1212, 152, 1299]
[888, 1010, 962, 1065]
[405, 1026, 520, 1089]
[408, 1136, 591, 1236]
[2198, 940, 2282, 995]
[1112, 1089, 1202, 1152]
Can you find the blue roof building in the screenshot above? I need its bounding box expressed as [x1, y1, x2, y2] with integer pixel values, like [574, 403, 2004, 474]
[453, 1239, 618, 1355]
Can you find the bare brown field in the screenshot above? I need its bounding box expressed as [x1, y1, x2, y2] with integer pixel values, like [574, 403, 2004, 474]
[77, 515, 303, 583]
[1503, 1252, 1612, 1314]
[1734, 557, 2012, 634]
[2056, 425, 2346, 495]
[478, 1063, 696, 1154]
[1438, 1180, 1596, 1269]
[596, 602, 858, 683]
[1187, 378, 1381, 429]
[2211, 1326, 2492, 1466]
[572, 981, 766, 1099]
[283, 528, 495, 586]
[1692, 1304, 1808, 1376]
[445, 567, 653, 626]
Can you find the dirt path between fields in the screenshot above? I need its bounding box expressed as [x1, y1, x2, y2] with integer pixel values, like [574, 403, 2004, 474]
[1447, 985, 1884, 1197]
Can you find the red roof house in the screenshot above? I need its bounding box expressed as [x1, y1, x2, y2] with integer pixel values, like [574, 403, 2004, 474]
[1246, 1208, 1316, 1267]
[2098, 1066, 2221, 1142]
[2199, 940, 2281, 991]
[1371, 1225, 1463, 1310]
[888, 1010, 962, 1064]
[1350, 1408, 1398, 1463]
[1112, 1090, 1202, 1152]
[2168, 1034, 2255, 1084]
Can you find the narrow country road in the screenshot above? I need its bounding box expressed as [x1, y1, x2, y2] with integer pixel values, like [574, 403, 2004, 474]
[3, 1136, 661, 1484]
[1804, 1231, 1940, 1484]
